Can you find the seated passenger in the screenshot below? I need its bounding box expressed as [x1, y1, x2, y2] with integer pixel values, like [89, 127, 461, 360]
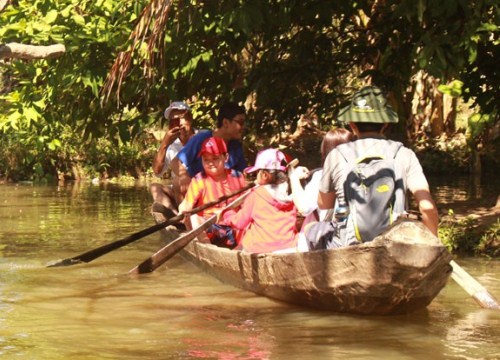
[150, 101, 196, 219]
[289, 128, 353, 250]
[178, 137, 247, 248]
[221, 148, 298, 253]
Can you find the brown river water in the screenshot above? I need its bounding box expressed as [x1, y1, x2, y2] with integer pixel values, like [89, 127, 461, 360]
[0, 181, 498, 359]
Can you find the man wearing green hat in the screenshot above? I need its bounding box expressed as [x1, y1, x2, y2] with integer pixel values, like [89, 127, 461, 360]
[317, 86, 438, 246]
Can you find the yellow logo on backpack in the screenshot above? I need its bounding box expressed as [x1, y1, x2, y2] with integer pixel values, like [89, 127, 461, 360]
[376, 184, 390, 193]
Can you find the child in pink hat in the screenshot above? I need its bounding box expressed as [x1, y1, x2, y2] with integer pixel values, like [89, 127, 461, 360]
[221, 148, 298, 253]
[179, 137, 247, 248]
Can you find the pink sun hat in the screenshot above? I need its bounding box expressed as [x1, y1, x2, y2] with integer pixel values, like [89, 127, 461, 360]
[244, 148, 289, 173]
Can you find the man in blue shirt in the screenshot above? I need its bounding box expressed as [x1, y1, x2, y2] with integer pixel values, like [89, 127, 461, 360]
[170, 102, 247, 203]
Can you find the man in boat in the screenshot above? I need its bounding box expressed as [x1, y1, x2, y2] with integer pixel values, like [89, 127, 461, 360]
[317, 86, 439, 245]
[170, 102, 247, 203]
[150, 101, 196, 218]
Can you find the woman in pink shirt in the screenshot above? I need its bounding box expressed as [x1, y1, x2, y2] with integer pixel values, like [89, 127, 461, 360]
[221, 148, 298, 253]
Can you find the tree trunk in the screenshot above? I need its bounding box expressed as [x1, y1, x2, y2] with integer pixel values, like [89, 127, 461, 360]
[407, 71, 445, 143]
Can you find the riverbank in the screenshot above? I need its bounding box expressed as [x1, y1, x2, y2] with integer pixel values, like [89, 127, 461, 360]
[1, 127, 498, 256]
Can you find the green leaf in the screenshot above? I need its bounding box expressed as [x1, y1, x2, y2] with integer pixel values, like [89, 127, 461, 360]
[44, 10, 58, 24]
[477, 22, 497, 32]
[60, 5, 73, 18]
[24, 107, 41, 123]
[468, 48, 477, 63]
[48, 139, 61, 150]
[49, 34, 65, 43]
[8, 111, 21, 130]
[417, 0, 426, 23]
[438, 80, 463, 97]
[72, 14, 85, 26]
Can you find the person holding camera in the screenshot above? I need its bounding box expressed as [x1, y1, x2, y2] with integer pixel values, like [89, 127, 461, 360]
[150, 101, 196, 217]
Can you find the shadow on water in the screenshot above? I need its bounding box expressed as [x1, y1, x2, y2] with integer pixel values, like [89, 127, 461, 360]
[0, 180, 499, 359]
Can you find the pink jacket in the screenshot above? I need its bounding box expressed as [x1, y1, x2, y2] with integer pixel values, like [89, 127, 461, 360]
[222, 185, 297, 253]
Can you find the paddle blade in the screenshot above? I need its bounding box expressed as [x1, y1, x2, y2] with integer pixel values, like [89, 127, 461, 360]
[129, 216, 216, 275]
[45, 215, 184, 268]
[46, 258, 84, 267]
[450, 260, 500, 310]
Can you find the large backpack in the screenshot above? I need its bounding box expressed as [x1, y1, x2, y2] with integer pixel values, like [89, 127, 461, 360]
[337, 140, 405, 243]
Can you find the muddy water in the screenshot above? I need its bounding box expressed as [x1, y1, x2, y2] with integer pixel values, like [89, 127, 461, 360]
[0, 182, 498, 359]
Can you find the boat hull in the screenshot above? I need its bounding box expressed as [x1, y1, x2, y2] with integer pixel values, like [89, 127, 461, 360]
[159, 219, 452, 315]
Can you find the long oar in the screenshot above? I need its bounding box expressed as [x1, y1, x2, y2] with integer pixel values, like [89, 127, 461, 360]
[404, 212, 499, 309]
[129, 186, 252, 275]
[47, 183, 255, 268]
[450, 260, 499, 309]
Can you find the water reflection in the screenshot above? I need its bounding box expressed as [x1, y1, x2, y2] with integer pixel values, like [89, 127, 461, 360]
[0, 181, 499, 359]
[429, 174, 497, 207]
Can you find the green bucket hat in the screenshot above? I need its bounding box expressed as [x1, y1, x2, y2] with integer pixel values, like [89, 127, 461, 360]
[337, 86, 399, 124]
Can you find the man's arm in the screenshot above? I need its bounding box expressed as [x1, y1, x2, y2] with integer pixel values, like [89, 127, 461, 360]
[171, 157, 192, 197]
[412, 188, 439, 236]
[289, 166, 314, 215]
[404, 148, 439, 236]
[318, 190, 336, 210]
[152, 128, 179, 175]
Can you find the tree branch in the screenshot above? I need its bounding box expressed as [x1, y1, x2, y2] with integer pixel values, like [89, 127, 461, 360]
[0, 43, 65, 60]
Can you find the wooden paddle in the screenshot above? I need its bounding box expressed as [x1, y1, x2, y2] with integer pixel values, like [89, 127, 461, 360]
[129, 186, 252, 274]
[450, 260, 499, 309]
[401, 212, 499, 309]
[47, 183, 255, 268]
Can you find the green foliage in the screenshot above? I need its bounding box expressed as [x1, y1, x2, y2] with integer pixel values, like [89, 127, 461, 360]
[439, 210, 479, 254]
[0, 0, 498, 180]
[0, 121, 156, 182]
[438, 80, 464, 98]
[467, 113, 496, 142]
[0, 0, 150, 152]
[477, 219, 500, 257]
[418, 134, 471, 174]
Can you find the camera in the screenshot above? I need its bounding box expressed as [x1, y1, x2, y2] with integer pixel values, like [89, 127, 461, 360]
[169, 116, 181, 130]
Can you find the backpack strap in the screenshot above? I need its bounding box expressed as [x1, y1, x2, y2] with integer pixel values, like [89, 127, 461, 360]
[385, 141, 406, 215]
[383, 140, 403, 160]
[324, 208, 335, 222]
[339, 140, 402, 164]
[336, 142, 356, 167]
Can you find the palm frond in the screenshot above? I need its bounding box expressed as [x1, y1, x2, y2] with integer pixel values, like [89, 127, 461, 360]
[102, 0, 172, 105]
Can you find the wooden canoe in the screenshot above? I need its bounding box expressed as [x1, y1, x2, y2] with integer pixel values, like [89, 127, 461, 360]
[158, 217, 453, 315]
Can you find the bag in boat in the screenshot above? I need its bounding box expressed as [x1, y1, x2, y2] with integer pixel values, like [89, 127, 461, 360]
[206, 224, 237, 249]
[303, 208, 352, 250]
[338, 140, 405, 243]
[304, 220, 341, 250]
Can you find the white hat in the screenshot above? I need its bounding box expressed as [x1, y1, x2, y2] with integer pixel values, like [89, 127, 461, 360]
[164, 101, 191, 119]
[244, 148, 288, 173]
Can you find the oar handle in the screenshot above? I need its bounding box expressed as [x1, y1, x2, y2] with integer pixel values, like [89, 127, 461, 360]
[183, 182, 255, 216]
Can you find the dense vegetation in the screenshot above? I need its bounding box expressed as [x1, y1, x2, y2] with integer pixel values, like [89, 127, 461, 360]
[1, 0, 498, 181]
